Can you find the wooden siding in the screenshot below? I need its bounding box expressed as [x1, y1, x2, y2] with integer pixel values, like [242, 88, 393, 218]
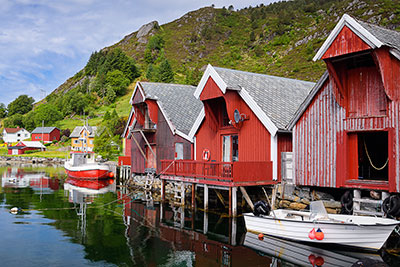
[130, 106, 192, 174]
[322, 26, 371, 59]
[294, 72, 400, 192]
[200, 77, 224, 101]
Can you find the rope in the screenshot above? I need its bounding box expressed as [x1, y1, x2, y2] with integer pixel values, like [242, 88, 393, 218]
[363, 139, 388, 171]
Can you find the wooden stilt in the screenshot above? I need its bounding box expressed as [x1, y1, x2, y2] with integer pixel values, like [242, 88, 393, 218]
[214, 189, 226, 206]
[161, 179, 166, 201]
[239, 186, 254, 211]
[191, 183, 196, 210]
[204, 184, 209, 211]
[232, 187, 237, 217]
[203, 211, 208, 234]
[229, 187, 232, 217]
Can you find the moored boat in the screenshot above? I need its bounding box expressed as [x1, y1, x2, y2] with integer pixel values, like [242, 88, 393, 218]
[64, 151, 113, 179]
[244, 201, 399, 251]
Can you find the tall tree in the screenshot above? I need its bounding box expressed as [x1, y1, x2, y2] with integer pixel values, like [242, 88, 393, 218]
[158, 59, 174, 83]
[7, 95, 35, 116]
[0, 103, 7, 118]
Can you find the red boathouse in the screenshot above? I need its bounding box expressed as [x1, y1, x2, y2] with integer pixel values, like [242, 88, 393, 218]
[290, 14, 400, 195]
[161, 65, 314, 215]
[126, 82, 202, 175]
[31, 127, 60, 143]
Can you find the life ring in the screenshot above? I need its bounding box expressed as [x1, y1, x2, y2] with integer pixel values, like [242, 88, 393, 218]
[202, 149, 210, 161]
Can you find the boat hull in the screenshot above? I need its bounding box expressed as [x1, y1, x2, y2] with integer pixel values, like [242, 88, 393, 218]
[64, 163, 111, 179]
[244, 212, 398, 251]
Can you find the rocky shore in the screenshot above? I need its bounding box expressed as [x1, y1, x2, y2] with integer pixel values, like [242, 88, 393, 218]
[0, 156, 65, 167]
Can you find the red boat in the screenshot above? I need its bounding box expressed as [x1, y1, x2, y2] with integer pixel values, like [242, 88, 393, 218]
[64, 151, 113, 179]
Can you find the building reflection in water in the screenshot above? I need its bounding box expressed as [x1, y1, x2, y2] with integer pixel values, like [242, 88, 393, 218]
[118, 189, 385, 267]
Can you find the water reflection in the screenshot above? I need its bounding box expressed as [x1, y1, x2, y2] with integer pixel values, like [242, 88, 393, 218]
[0, 167, 398, 266]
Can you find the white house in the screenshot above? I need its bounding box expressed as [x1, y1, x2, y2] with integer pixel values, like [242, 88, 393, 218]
[2, 127, 31, 143]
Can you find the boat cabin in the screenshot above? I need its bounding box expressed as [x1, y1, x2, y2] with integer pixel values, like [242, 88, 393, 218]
[161, 65, 314, 186]
[290, 14, 400, 193]
[126, 82, 202, 175]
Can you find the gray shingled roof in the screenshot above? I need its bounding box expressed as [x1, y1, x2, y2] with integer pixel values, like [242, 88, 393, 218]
[356, 18, 400, 51]
[31, 127, 59, 134]
[70, 126, 97, 138]
[213, 67, 315, 130]
[140, 82, 202, 135]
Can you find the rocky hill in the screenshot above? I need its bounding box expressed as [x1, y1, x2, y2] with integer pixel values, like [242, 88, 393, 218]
[49, 0, 398, 100]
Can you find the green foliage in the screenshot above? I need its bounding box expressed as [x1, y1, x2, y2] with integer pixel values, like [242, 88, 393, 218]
[7, 95, 35, 116]
[157, 59, 174, 82]
[22, 111, 36, 131]
[0, 103, 7, 118]
[105, 70, 130, 96]
[144, 35, 165, 64]
[105, 86, 117, 104]
[3, 113, 24, 128]
[33, 104, 63, 127]
[94, 109, 121, 159]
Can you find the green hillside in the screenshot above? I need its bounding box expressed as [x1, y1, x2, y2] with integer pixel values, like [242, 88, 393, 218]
[3, 0, 400, 132]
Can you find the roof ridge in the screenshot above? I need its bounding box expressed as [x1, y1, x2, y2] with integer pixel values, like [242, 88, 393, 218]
[213, 66, 315, 84]
[141, 81, 196, 88]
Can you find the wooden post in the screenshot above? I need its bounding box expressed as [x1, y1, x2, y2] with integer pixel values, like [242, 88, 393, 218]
[231, 217, 237, 246]
[161, 179, 166, 201]
[239, 186, 254, 210]
[232, 187, 237, 217]
[191, 183, 196, 210]
[203, 211, 208, 234]
[204, 184, 209, 211]
[353, 189, 361, 212]
[181, 183, 185, 206]
[229, 187, 232, 217]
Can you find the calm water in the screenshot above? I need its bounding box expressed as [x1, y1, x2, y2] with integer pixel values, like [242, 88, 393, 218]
[1, 166, 399, 267]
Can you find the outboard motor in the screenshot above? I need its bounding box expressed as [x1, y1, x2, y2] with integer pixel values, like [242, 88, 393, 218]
[253, 200, 270, 216]
[340, 190, 353, 214]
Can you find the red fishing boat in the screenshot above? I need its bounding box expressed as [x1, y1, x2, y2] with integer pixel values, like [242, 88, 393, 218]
[64, 151, 114, 179]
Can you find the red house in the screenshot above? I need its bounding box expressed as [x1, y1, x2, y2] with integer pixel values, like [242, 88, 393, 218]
[31, 127, 60, 143]
[161, 65, 314, 187]
[126, 82, 202, 175]
[7, 141, 46, 155]
[290, 14, 400, 194]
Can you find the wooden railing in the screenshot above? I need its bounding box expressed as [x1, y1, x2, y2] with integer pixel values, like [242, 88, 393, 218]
[161, 160, 273, 183]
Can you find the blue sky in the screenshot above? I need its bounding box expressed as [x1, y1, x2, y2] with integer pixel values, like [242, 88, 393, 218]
[0, 0, 277, 106]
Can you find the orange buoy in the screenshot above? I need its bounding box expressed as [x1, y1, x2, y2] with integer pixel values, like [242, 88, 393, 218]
[315, 256, 324, 266]
[315, 228, 324, 240]
[258, 233, 264, 240]
[308, 228, 316, 240]
[108, 172, 114, 178]
[108, 178, 114, 184]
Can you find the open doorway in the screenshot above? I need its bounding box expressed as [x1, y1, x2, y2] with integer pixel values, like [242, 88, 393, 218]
[358, 131, 388, 180]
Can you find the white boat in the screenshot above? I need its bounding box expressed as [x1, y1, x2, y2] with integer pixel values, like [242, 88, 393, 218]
[64, 151, 113, 179]
[244, 201, 399, 251]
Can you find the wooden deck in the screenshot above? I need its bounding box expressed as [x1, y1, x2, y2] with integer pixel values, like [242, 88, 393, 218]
[160, 159, 275, 187]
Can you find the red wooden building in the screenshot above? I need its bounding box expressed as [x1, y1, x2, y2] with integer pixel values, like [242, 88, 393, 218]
[290, 14, 400, 194]
[126, 82, 202, 175]
[161, 65, 314, 185]
[31, 127, 60, 143]
[7, 141, 46, 155]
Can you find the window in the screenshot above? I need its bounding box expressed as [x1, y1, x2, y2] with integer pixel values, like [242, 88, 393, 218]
[74, 140, 79, 144]
[17, 134, 20, 137]
[90, 140, 93, 145]
[25, 134, 27, 137]
[222, 135, 238, 162]
[175, 143, 184, 160]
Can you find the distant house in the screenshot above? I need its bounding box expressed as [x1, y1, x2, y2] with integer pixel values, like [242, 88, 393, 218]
[70, 125, 97, 152]
[7, 141, 46, 155]
[2, 127, 30, 143]
[31, 127, 61, 143]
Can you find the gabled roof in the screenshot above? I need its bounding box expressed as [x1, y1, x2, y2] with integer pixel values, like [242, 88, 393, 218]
[314, 14, 400, 61]
[9, 141, 45, 149]
[31, 127, 59, 134]
[4, 128, 26, 134]
[190, 65, 315, 138]
[288, 71, 329, 130]
[130, 82, 203, 141]
[70, 126, 97, 138]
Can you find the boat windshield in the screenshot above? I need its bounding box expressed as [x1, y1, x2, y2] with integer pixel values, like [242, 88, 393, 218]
[310, 201, 328, 217]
